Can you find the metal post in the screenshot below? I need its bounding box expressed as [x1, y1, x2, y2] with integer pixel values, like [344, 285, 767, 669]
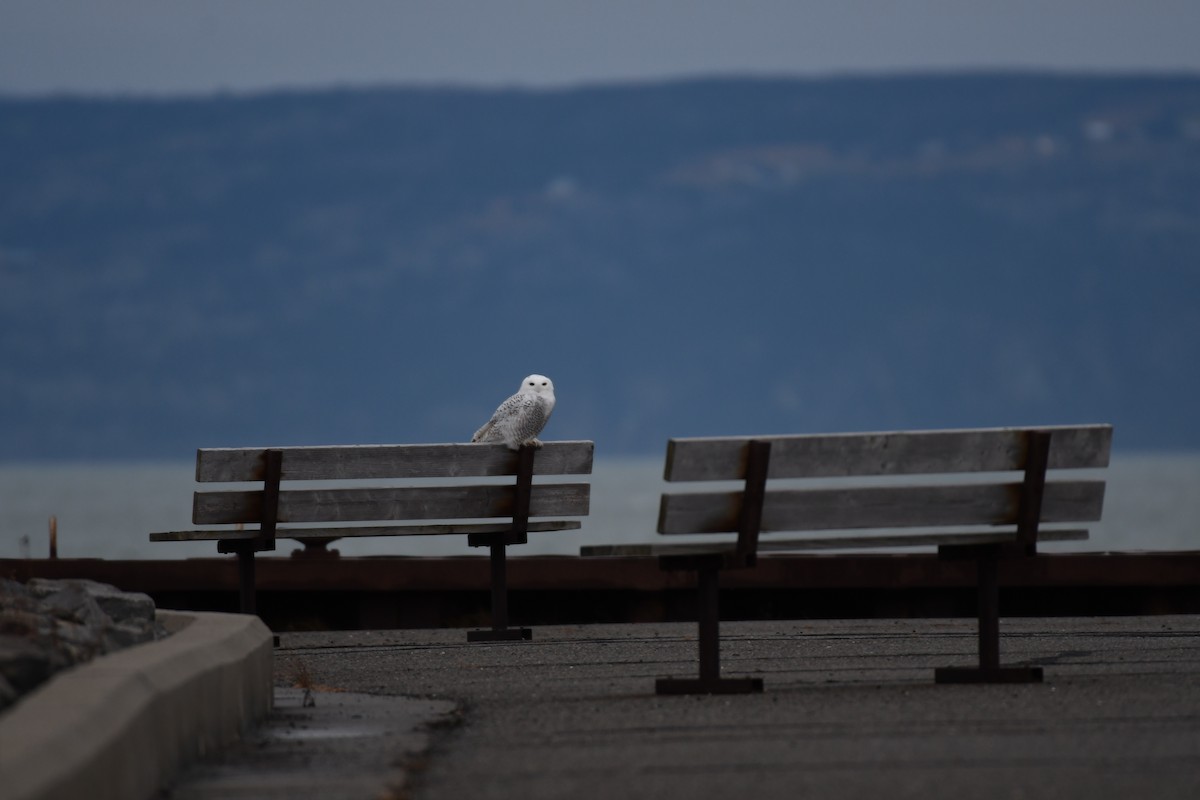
[934, 430, 1053, 684]
[489, 542, 509, 631]
[935, 544, 1043, 684]
[656, 555, 764, 695]
[1015, 431, 1052, 555]
[259, 449, 283, 552]
[697, 565, 720, 684]
[735, 441, 771, 568]
[978, 551, 1000, 671]
[237, 545, 256, 615]
[227, 448, 281, 617]
[468, 444, 535, 642]
[653, 439, 770, 695]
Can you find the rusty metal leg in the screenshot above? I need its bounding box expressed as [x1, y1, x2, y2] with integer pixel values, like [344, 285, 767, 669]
[697, 565, 720, 684]
[936, 549, 1042, 684]
[657, 564, 763, 695]
[468, 541, 531, 642]
[222, 541, 277, 643]
[236, 545, 256, 616]
[490, 542, 509, 630]
[978, 553, 1001, 671]
[468, 446, 534, 643]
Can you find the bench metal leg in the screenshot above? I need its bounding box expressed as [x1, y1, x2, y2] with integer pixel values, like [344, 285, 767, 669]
[936, 550, 1043, 684]
[657, 564, 763, 695]
[236, 546, 256, 615]
[467, 541, 531, 642]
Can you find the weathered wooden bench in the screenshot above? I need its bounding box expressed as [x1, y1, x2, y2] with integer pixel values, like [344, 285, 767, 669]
[151, 440, 593, 641]
[582, 424, 1111, 693]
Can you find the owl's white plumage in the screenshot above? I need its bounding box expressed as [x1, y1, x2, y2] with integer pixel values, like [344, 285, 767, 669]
[472, 374, 556, 450]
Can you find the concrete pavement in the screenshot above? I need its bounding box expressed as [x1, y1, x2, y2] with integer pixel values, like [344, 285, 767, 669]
[0, 611, 272, 800]
[166, 688, 454, 800]
[170, 615, 1200, 799]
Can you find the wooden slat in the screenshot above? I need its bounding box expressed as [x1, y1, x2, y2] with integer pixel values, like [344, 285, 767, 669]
[193, 482, 591, 525]
[581, 528, 1089, 557]
[195, 440, 595, 482]
[657, 480, 1106, 535]
[151, 520, 581, 543]
[664, 425, 1112, 481]
[755, 528, 1089, 551]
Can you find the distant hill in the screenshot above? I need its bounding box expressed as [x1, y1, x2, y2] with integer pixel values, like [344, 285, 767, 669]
[2, 74, 1199, 459]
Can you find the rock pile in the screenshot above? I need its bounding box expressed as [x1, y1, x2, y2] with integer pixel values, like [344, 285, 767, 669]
[0, 578, 166, 712]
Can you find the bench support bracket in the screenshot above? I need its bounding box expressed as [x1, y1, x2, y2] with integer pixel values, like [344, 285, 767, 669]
[935, 430, 1052, 684]
[468, 444, 536, 643]
[655, 560, 763, 695]
[655, 440, 771, 694]
[233, 543, 257, 615]
[216, 448, 281, 617]
[934, 546, 1044, 684]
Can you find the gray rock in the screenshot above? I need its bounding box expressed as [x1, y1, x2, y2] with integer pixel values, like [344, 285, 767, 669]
[0, 578, 167, 712]
[0, 578, 34, 605]
[51, 618, 105, 663]
[21, 577, 66, 600]
[26, 578, 156, 625]
[0, 635, 53, 695]
[39, 584, 113, 630]
[0, 608, 48, 638]
[83, 581, 156, 625]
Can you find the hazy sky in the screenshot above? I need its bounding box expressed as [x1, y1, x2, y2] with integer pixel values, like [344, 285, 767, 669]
[2, 0, 1199, 95]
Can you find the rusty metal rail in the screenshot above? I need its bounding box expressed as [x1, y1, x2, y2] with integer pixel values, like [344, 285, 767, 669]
[4, 552, 1198, 632]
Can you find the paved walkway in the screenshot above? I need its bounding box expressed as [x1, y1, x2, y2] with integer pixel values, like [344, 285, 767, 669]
[166, 688, 453, 799]
[170, 616, 1200, 799]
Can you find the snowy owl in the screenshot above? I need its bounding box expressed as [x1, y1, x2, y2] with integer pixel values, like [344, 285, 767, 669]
[472, 374, 556, 450]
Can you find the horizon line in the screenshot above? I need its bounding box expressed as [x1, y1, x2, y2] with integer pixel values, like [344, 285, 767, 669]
[4, 65, 1200, 103]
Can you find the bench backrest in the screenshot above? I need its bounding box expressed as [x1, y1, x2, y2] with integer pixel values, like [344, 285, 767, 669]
[658, 425, 1112, 563]
[191, 441, 593, 548]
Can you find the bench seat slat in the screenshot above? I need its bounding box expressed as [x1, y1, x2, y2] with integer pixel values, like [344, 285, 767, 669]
[665, 425, 1112, 482]
[193, 483, 591, 525]
[196, 441, 594, 482]
[658, 481, 1105, 535]
[151, 519, 583, 542]
[582, 528, 1090, 557]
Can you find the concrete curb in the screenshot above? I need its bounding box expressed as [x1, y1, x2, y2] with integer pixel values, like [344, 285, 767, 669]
[0, 610, 273, 800]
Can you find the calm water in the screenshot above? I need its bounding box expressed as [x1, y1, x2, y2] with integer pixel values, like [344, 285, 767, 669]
[1, 455, 1197, 560]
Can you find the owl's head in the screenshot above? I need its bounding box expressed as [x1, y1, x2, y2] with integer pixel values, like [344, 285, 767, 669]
[519, 374, 554, 395]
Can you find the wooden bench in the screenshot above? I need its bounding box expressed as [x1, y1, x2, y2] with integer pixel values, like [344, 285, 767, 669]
[582, 425, 1112, 693]
[151, 440, 593, 641]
